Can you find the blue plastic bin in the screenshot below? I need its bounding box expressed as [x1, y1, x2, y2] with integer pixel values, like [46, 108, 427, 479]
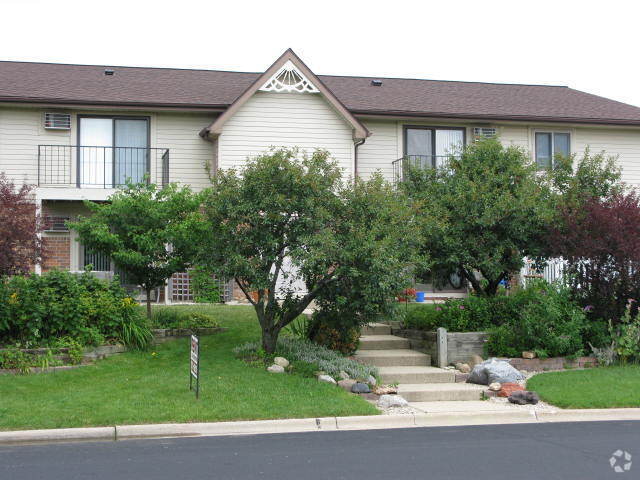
[415, 291, 425, 303]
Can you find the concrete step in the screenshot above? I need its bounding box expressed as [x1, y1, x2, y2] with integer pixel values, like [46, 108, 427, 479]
[354, 349, 431, 367]
[361, 323, 391, 336]
[378, 366, 454, 384]
[358, 335, 410, 350]
[397, 383, 485, 402]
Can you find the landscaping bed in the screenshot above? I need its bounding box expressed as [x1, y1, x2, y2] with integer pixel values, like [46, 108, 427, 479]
[0, 305, 377, 431]
[527, 366, 640, 408]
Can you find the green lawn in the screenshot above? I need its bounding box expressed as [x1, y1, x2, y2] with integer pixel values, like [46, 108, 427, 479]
[527, 366, 640, 409]
[0, 305, 377, 431]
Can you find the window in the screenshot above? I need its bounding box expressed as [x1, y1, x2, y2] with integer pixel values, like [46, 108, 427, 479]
[404, 127, 465, 168]
[535, 132, 570, 169]
[78, 116, 149, 187]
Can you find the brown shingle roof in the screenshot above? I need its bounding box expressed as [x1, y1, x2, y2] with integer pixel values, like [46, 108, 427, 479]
[2, 61, 640, 125]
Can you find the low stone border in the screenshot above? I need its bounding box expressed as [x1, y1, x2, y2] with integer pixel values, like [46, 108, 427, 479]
[0, 327, 227, 375]
[508, 356, 597, 371]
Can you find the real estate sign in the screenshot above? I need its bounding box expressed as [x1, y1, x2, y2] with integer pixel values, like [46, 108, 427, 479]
[189, 335, 200, 399]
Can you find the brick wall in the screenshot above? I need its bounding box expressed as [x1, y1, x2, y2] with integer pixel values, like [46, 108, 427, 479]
[42, 235, 70, 271]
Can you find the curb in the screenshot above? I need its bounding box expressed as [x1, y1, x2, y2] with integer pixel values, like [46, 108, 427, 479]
[2, 409, 640, 445]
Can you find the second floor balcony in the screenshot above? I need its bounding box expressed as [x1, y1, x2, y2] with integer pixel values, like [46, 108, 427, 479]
[38, 145, 169, 189]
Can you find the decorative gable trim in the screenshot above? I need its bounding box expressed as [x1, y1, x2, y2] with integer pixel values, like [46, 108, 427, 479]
[259, 60, 319, 93]
[201, 49, 369, 141]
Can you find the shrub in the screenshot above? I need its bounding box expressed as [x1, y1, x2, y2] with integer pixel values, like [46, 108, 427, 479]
[487, 283, 586, 358]
[306, 310, 360, 355]
[404, 281, 588, 358]
[0, 270, 151, 349]
[234, 336, 377, 380]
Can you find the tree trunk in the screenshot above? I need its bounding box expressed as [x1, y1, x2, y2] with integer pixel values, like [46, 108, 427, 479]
[261, 327, 279, 355]
[146, 287, 152, 319]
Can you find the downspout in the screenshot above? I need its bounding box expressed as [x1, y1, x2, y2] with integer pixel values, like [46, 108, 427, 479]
[354, 138, 366, 180]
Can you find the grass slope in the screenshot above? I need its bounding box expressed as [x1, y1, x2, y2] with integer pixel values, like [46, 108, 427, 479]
[0, 305, 377, 431]
[527, 366, 640, 409]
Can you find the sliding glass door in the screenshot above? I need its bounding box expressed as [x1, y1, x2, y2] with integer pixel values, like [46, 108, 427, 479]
[79, 117, 149, 187]
[404, 127, 464, 168]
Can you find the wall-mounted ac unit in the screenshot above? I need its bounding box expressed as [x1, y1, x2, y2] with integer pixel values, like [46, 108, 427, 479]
[43, 112, 71, 130]
[44, 216, 70, 232]
[472, 127, 497, 138]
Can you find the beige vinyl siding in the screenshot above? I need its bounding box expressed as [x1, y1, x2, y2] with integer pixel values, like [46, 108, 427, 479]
[217, 92, 355, 175]
[499, 125, 530, 150]
[358, 120, 398, 181]
[155, 112, 215, 191]
[573, 128, 640, 188]
[0, 107, 70, 184]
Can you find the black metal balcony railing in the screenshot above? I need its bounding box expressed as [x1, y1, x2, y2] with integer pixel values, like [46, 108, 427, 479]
[392, 155, 453, 183]
[38, 145, 169, 188]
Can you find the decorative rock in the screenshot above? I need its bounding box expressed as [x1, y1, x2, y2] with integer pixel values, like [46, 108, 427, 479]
[484, 389, 498, 398]
[508, 390, 540, 405]
[339, 371, 350, 380]
[374, 385, 398, 395]
[467, 358, 525, 385]
[522, 351, 537, 359]
[351, 382, 371, 394]
[367, 375, 377, 386]
[338, 379, 356, 392]
[318, 374, 337, 385]
[455, 362, 471, 374]
[377, 394, 409, 409]
[488, 382, 502, 392]
[267, 364, 285, 374]
[498, 382, 525, 398]
[273, 357, 289, 368]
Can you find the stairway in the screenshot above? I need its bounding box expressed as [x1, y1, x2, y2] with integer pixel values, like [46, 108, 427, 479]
[355, 324, 485, 402]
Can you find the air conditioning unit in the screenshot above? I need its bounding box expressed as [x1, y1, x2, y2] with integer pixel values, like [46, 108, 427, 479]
[44, 216, 70, 232]
[472, 127, 497, 138]
[43, 112, 71, 130]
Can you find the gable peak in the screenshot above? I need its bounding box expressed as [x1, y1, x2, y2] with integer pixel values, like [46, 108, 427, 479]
[259, 60, 319, 94]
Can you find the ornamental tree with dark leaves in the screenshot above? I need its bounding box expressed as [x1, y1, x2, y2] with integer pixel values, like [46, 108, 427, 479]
[549, 192, 640, 327]
[0, 174, 45, 276]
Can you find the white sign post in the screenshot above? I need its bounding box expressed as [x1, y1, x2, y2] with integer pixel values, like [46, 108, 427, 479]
[189, 335, 200, 399]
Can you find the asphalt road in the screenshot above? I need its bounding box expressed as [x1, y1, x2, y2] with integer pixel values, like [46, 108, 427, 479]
[1, 421, 638, 480]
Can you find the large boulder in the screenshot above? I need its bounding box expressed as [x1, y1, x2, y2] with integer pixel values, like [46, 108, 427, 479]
[377, 394, 409, 408]
[467, 358, 525, 385]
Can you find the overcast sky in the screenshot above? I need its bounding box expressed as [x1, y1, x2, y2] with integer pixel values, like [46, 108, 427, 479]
[3, 0, 639, 107]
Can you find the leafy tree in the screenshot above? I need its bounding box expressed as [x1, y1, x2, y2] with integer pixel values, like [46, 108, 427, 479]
[549, 148, 623, 208]
[0, 173, 45, 276]
[306, 175, 419, 354]
[69, 183, 200, 317]
[549, 193, 640, 329]
[401, 138, 553, 296]
[197, 148, 417, 353]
